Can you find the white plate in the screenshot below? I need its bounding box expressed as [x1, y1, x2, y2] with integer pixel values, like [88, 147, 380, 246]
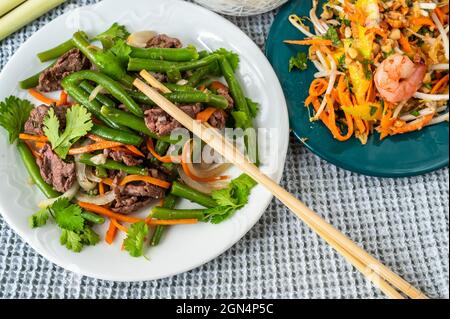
[0, 0, 289, 281]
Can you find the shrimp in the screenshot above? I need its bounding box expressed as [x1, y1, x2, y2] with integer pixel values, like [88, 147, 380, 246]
[374, 54, 426, 103]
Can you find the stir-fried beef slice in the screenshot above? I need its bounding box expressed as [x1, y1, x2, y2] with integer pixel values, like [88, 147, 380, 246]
[24, 104, 68, 135]
[146, 34, 182, 48]
[216, 86, 234, 109]
[144, 104, 202, 136]
[103, 149, 143, 167]
[208, 110, 226, 129]
[108, 169, 167, 214]
[37, 49, 91, 92]
[36, 144, 76, 193]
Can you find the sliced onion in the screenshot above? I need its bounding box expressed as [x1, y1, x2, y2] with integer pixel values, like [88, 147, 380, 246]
[86, 166, 102, 183]
[176, 79, 189, 86]
[75, 161, 97, 192]
[90, 153, 107, 165]
[38, 183, 80, 209]
[127, 31, 157, 48]
[177, 168, 228, 195]
[75, 190, 116, 206]
[88, 85, 104, 102]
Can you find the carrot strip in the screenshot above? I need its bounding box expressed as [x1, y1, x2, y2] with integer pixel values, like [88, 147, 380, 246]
[399, 33, 413, 54]
[105, 219, 118, 245]
[431, 74, 449, 94]
[124, 145, 145, 157]
[28, 89, 58, 105]
[68, 141, 123, 155]
[391, 114, 434, 134]
[119, 175, 171, 189]
[434, 7, 445, 24]
[378, 103, 395, 140]
[87, 134, 144, 157]
[209, 81, 228, 91]
[99, 182, 105, 195]
[325, 96, 354, 141]
[24, 141, 42, 158]
[19, 134, 48, 142]
[57, 91, 68, 106]
[284, 39, 333, 46]
[197, 107, 218, 123]
[146, 139, 179, 163]
[111, 219, 128, 233]
[309, 78, 329, 97]
[102, 178, 114, 186]
[410, 17, 435, 28]
[78, 202, 143, 223]
[35, 142, 46, 149]
[146, 218, 199, 226]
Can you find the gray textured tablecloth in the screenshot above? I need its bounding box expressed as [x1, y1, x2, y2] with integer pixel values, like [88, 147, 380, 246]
[0, 0, 448, 299]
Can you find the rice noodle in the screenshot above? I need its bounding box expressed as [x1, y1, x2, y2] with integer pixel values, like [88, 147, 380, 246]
[316, 50, 330, 70]
[312, 54, 337, 121]
[426, 113, 449, 126]
[310, 0, 328, 34]
[312, 59, 327, 72]
[431, 12, 449, 61]
[413, 92, 450, 101]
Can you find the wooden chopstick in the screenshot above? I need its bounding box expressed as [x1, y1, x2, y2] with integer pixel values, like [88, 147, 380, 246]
[134, 71, 427, 299]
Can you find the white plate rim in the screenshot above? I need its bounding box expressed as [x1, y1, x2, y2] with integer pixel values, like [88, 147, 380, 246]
[0, 0, 290, 282]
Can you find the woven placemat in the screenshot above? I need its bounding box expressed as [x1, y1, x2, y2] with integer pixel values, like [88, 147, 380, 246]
[0, 0, 448, 299]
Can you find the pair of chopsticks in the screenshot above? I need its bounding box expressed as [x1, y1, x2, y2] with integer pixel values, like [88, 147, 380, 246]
[134, 70, 428, 299]
[0, 0, 66, 42]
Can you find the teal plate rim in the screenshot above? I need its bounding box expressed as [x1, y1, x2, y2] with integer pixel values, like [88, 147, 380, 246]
[265, 0, 449, 178]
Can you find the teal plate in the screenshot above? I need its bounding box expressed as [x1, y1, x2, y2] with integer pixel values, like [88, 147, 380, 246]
[266, 0, 449, 177]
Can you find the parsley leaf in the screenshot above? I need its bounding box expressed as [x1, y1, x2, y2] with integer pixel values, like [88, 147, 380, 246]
[246, 98, 260, 118]
[322, 26, 341, 46]
[124, 222, 149, 257]
[94, 23, 130, 50]
[289, 52, 308, 72]
[79, 227, 100, 246]
[29, 209, 49, 228]
[0, 96, 34, 143]
[110, 39, 132, 66]
[214, 48, 240, 71]
[205, 174, 257, 224]
[60, 229, 83, 252]
[53, 200, 85, 232]
[44, 104, 93, 159]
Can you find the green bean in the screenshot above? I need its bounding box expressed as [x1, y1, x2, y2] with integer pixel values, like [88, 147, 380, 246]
[95, 167, 108, 179]
[79, 80, 117, 108]
[19, 61, 57, 89]
[61, 84, 127, 131]
[170, 181, 217, 208]
[198, 50, 209, 59]
[72, 31, 134, 87]
[17, 141, 60, 199]
[149, 139, 171, 165]
[152, 207, 205, 220]
[81, 211, 105, 224]
[91, 124, 143, 146]
[128, 54, 219, 73]
[163, 83, 198, 92]
[100, 106, 179, 144]
[187, 61, 220, 87]
[79, 154, 148, 176]
[127, 91, 229, 109]
[150, 194, 177, 246]
[218, 55, 252, 128]
[37, 39, 75, 62]
[167, 69, 182, 83]
[130, 46, 199, 62]
[62, 70, 143, 117]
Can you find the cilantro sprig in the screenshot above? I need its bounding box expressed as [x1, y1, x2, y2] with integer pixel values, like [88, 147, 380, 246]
[94, 23, 130, 50]
[214, 48, 240, 72]
[123, 222, 149, 257]
[0, 96, 34, 143]
[289, 52, 308, 72]
[322, 26, 341, 46]
[43, 104, 93, 159]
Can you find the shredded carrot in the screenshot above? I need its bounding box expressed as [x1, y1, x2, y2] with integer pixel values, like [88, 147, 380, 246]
[68, 141, 123, 155]
[391, 114, 434, 135]
[111, 219, 128, 233]
[309, 78, 329, 97]
[78, 202, 143, 223]
[19, 134, 48, 142]
[431, 74, 449, 94]
[399, 33, 413, 54]
[366, 28, 388, 39]
[119, 174, 171, 189]
[57, 91, 68, 106]
[378, 104, 395, 140]
[105, 219, 118, 245]
[35, 142, 46, 149]
[99, 182, 105, 195]
[146, 139, 179, 163]
[434, 7, 446, 25]
[284, 39, 333, 46]
[209, 81, 228, 91]
[197, 107, 218, 123]
[410, 17, 435, 28]
[87, 134, 144, 157]
[24, 141, 42, 158]
[124, 145, 145, 157]
[28, 89, 58, 105]
[325, 96, 354, 141]
[366, 79, 376, 103]
[102, 178, 114, 186]
[146, 218, 199, 226]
